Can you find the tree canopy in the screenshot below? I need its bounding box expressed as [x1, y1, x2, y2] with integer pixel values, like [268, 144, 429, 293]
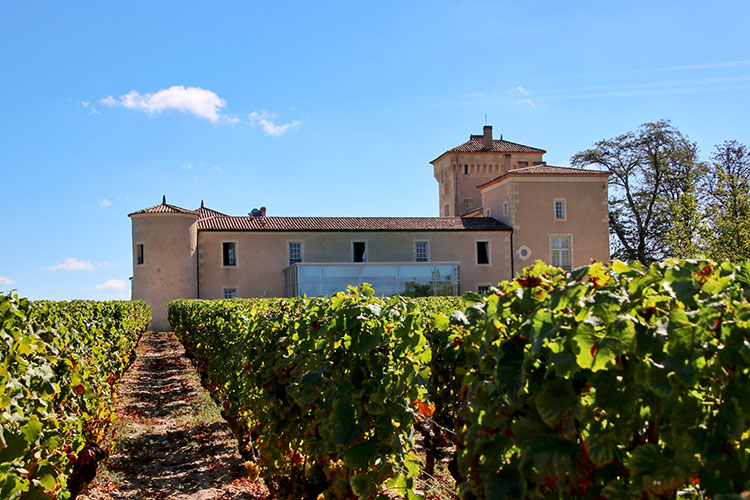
[572, 122, 748, 264]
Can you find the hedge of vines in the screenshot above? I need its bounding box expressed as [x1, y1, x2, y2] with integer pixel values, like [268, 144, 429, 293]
[0, 294, 150, 499]
[170, 258, 750, 499]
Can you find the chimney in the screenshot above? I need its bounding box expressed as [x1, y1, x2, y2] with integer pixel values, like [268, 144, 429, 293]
[483, 125, 493, 150]
[260, 206, 266, 217]
[503, 153, 512, 173]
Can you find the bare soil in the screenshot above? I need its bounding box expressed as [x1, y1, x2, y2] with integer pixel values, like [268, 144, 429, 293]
[79, 331, 269, 500]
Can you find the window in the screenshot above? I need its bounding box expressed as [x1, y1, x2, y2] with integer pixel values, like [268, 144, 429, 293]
[464, 165, 468, 175]
[463, 198, 471, 209]
[289, 242, 302, 266]
[478, 285, 491, 294]
[503, 202, 508, 216]
[223, 288, 237, 299]
[136, 244, 144, 265]
[444, 204, 450, 216]
[551, 236, 572, 271]
[554, 199, 566, 221]
[223, 242, 236, 266]
[415, 241, 428, 262]
[477, 241, 489, 265]
[518, 245, 531, 261]
[353, 241, 366, 262]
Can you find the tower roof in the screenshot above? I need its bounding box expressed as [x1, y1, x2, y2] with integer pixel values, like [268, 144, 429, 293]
[128, 201, 198, 216]
[431, 134, 546, 163]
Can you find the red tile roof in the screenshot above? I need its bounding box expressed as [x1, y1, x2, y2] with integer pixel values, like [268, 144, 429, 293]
[195, 205, 227, 219]
[197, 215, 511, 232]
[432, 136, 546, 163]
[129, 203, 198, 216]
[510, 164, 609, 175]
[477, 164, 610, 190]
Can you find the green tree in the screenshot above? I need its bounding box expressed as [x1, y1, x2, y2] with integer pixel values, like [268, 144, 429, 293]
[705, 140, 750, 261]
[571, 121, 705, 263]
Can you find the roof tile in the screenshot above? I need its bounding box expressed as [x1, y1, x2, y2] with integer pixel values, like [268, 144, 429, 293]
[197, 215, 510, 232]
[129, 203, 198, 216]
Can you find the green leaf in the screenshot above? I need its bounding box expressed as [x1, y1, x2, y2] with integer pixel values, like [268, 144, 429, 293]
[0, 430, 28, 464]
[628, 443, 696, 495]
[20, 416, 42, 446]
[610, 260, 632, 275]
[484, 467, 526, 500]
[350, 473, 372, 496]
[535, 379, 581, 436]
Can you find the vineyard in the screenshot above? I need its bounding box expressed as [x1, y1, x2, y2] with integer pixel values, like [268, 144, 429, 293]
[170, 259, 750, 499]
[0, 294, 150, 499]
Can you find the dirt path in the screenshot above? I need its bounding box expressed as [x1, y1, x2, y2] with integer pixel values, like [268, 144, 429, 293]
[80, 331, 269, 500]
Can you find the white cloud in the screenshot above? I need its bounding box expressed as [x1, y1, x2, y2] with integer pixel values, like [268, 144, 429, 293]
[99, 198, 112, 207]
[516, 86, 529, 95]
[249, 111, 301, 136]
[101, 86, 231, 123]
[180, 161, 222, 173]
[80, 100, 101, 115]
[49, 257, 95, 271]
[0, 276, 14, 285]
[517, 98, 536, 108]
[95, 279, 127, 291]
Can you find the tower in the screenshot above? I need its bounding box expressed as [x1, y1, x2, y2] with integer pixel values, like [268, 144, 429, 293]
[430, 126, 546, 216]
[129, 197, 199, 330]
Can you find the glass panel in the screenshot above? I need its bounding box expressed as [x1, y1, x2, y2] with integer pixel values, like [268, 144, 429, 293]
[300, 265, 322, 281]
[398, 265, 434, 281]
[371, 282, 398, 296]
[402, 281, 434, 297]
[362, 265, 397, 281]
[300, 283, 323, 297]
[323, 265, 360, 281]
[323, 282, 349, 296]
[434, 264, 457, 281]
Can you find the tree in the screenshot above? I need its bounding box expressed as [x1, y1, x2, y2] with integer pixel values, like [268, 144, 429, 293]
[571, 121, 705, 264]
[705, 140, 750, 261]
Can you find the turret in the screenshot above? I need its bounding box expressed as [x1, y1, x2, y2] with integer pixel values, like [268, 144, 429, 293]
[129, 196, 198, 330]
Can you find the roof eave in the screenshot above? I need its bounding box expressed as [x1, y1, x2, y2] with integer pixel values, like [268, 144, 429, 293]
[477, 170, 611, 190]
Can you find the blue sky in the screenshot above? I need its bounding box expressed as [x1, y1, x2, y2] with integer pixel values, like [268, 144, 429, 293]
[1, 0, 748, 300]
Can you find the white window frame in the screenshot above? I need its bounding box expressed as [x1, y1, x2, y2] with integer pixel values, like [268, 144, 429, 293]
[553, 198, 567, 221]
[550, 234, 573, 271]
[222, 241, 238, 267]
[415, 240, 429, 262]
[288, 240, 303, 266]
[476, 240, 490, 266]
[223, 287, 237, 299]
[477, 284, 492, 294]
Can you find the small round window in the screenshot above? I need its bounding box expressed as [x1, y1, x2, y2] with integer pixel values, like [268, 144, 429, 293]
[518, 245, 531, 260]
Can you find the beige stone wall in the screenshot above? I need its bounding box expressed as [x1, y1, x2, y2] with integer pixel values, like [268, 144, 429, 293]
[131, 213, 198, 331]
[481, 175, 610, 273]
[433, 152, 545, 216]
[197, 230, 513, 298]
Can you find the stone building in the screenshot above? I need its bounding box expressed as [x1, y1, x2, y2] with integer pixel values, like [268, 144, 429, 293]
[130, 126, 610, 330]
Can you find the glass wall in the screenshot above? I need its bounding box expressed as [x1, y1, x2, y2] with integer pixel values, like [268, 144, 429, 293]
[284, 262, 460, 297]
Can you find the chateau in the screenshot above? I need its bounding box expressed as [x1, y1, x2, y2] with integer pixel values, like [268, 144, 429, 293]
[130, 126, 610, 330]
